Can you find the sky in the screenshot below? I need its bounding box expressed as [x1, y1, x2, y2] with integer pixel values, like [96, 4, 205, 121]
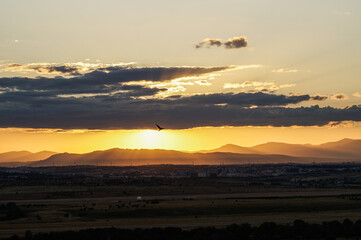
[0, 0, 360, 153]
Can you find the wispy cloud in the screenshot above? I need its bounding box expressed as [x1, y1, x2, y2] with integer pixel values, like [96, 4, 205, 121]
[224, 81, 295, 92]
[331, 93, 348, 100]
[224, 81, 274, 89]
[195, 80, 212, 86]
[353, 92, 361, 98]
[1, 62, 135, 76]
[272, 68, 299, 73]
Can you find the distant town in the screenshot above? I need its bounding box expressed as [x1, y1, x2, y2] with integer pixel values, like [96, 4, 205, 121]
[2, 163, 361, 190]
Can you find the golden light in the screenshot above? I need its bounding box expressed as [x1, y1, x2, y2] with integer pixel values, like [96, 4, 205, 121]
[133, 129, 166, 149]
[2, 124, 361, 153]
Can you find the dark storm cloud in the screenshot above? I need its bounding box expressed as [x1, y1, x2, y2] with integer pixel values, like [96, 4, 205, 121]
[1, 64, 359, 130]
[0, 89, 311, 107]
[0, 99, 359, 129]
[195, 36, 248, 49]
[0, 88, 358, 129]
[0, 85, 166, 104]
[0, 66, 231, 92]
[81, 66, 231, 84]
[145, 92, 322, 107]
[29, 65, 81, 75]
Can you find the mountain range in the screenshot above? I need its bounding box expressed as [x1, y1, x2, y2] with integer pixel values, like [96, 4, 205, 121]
[0, 139, 359, 167]
[0, 151, 56, 164]
[204, 138, 361, 159]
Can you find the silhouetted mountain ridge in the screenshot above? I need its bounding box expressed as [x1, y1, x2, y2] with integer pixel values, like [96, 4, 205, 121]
[0, 139, 359, 167]
[0, 150, 56, 163]
[201, 144, 261, 154]
[207, 139, 361, 159]
[28, 148, 351, 167]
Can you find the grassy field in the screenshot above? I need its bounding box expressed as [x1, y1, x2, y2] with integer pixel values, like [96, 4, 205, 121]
[0, 182, 304, 201]
[2, 172, 361, 237]
[2, 193, 361, 237]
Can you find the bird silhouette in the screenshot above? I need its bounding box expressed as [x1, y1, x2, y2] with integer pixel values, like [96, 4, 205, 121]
[156, 124, 165, 131]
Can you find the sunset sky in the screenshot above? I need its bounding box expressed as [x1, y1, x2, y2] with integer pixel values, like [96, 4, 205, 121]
[0, 0, 360, 153]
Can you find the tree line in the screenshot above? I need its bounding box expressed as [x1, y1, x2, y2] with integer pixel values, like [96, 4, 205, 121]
[4, 219, 361, 240]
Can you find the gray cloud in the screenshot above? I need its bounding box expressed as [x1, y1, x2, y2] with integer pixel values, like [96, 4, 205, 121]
[310, 95, 328, 101]
[6, 63, 83, 75]
[0, 66, 231, 94]
[195, 39, 222, 48]
[0, 99, 359, 129]
[224, 36, 248, 49]
[7, 63, 22, 68]
[0, 89, 320, 108]
[0, 87, 357, 130]
[144, 92, 324, 107]
[195, 36, 248, 49]
[0, 64, 359, 130]
[29, 65, 81, 75]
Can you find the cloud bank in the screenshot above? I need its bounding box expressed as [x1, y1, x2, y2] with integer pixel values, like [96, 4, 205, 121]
[0, 64, 360, 130]
[0, 101, 359, 129]
[144, 92, 325, 107]
[0, 65, 232, 94]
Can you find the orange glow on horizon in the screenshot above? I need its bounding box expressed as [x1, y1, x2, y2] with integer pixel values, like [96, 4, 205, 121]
[0, 124, 360, 153]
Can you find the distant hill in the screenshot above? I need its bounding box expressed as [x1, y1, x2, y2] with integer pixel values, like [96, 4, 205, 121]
[0, 151, 56, 163]
[201, 144, 261, 154]
[30, 149, 195, 167]
[206, 139, 361, 160]
[3, 149, 358, 167]
[249, 142, 350, 158]
[318, 139, 361, 154]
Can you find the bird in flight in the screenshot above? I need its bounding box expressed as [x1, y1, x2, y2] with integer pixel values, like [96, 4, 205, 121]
[156, 124, 165, 131]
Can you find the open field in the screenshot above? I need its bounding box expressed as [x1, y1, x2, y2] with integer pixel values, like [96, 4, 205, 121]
[2, 164, 361, 237]
[2, 192, 361, 237]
